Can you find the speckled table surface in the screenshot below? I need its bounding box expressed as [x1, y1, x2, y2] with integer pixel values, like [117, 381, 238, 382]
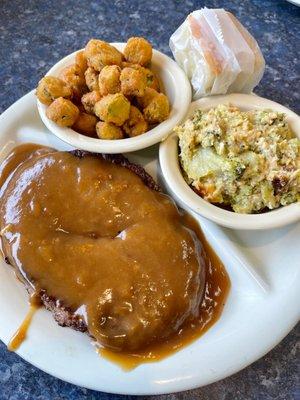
[0, 0, 299, 399]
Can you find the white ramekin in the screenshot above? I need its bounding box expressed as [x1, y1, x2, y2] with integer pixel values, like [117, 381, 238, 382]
[159, 93, 300, 230]
[37, 43, 191, 154]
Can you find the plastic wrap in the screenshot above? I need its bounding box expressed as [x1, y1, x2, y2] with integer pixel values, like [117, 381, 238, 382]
[169, 8, 265, 99]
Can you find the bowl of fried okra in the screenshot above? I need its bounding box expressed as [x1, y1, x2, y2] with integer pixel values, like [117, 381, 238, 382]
[36, 37, 191, 153]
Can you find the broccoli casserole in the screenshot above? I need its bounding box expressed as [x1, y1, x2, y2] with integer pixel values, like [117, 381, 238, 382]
[176, 104, 300, 213]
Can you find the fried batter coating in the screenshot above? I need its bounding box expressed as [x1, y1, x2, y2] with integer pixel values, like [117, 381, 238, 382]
[120, 67, 147, 97]
[143, 67, 160, 91]
[46, 97, 79, 127]
[72, 112, 97, 136]
[96, 121, 124, 140]
[98, 65, 121, 96]
[121, 61, 139, 69]
[81, 90, 102, 114]
[123, 106, 148, 137]
[85, 39, 122, 71]
[124, 37, 152, 66]
[143, 93, 170, 124]
[75, 51, 88, 73]
[94, 93, 130, 126]
[36, 76, 72, 105]
[85, 67, 99, 91]
[121, 63, 160, 91]
[136, 87, 159, 109]
[59, 64, 87, 99]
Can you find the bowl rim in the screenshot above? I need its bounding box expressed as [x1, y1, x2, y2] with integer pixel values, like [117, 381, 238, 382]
[37, 42, 192, 154]
[159, 93, 300, 230]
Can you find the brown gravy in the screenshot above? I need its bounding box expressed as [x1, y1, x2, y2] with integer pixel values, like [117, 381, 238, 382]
[7, 293, 41, 352]
[100, 216, 230, 369]
[0, 143, 230, 366]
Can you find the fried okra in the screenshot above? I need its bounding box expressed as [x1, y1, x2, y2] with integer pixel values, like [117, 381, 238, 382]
[143, 93, 170, 124]
[98, 65, 121, 96]
[85, 39, 122, 71]
[36, 76, 72, 105]
[96, 121, 124, 140]
[94, 93, 130, 126]
[124, 37, 152, 66]
[72, 112, 97, 136]
[81, 90, 102, 114]
[85, 67, 99, 91]
[121, 61, 138, 69]
[120, 67, 147, 97]
[136, 87, 159, 109]
[46, 97, 79, 127]
[123, 106, 148, 137]
[143, 68, 160, 91]
[121, 63, 160, 92]
[121, 63, 160, 91]
[39, 36, 169, 139]
[59, 64, 87, 99]
[75, 51, 88, 73]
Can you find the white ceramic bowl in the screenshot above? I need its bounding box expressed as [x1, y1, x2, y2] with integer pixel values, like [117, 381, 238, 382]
[159, 93, 300, 230]
[37, 43, 191, 154]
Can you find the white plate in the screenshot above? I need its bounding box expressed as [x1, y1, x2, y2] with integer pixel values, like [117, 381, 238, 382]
[0, 91, 299, 395]
[286, 0, 300, 6]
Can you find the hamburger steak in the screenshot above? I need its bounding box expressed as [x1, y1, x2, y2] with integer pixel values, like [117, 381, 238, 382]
[0, 144, 206, 352]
